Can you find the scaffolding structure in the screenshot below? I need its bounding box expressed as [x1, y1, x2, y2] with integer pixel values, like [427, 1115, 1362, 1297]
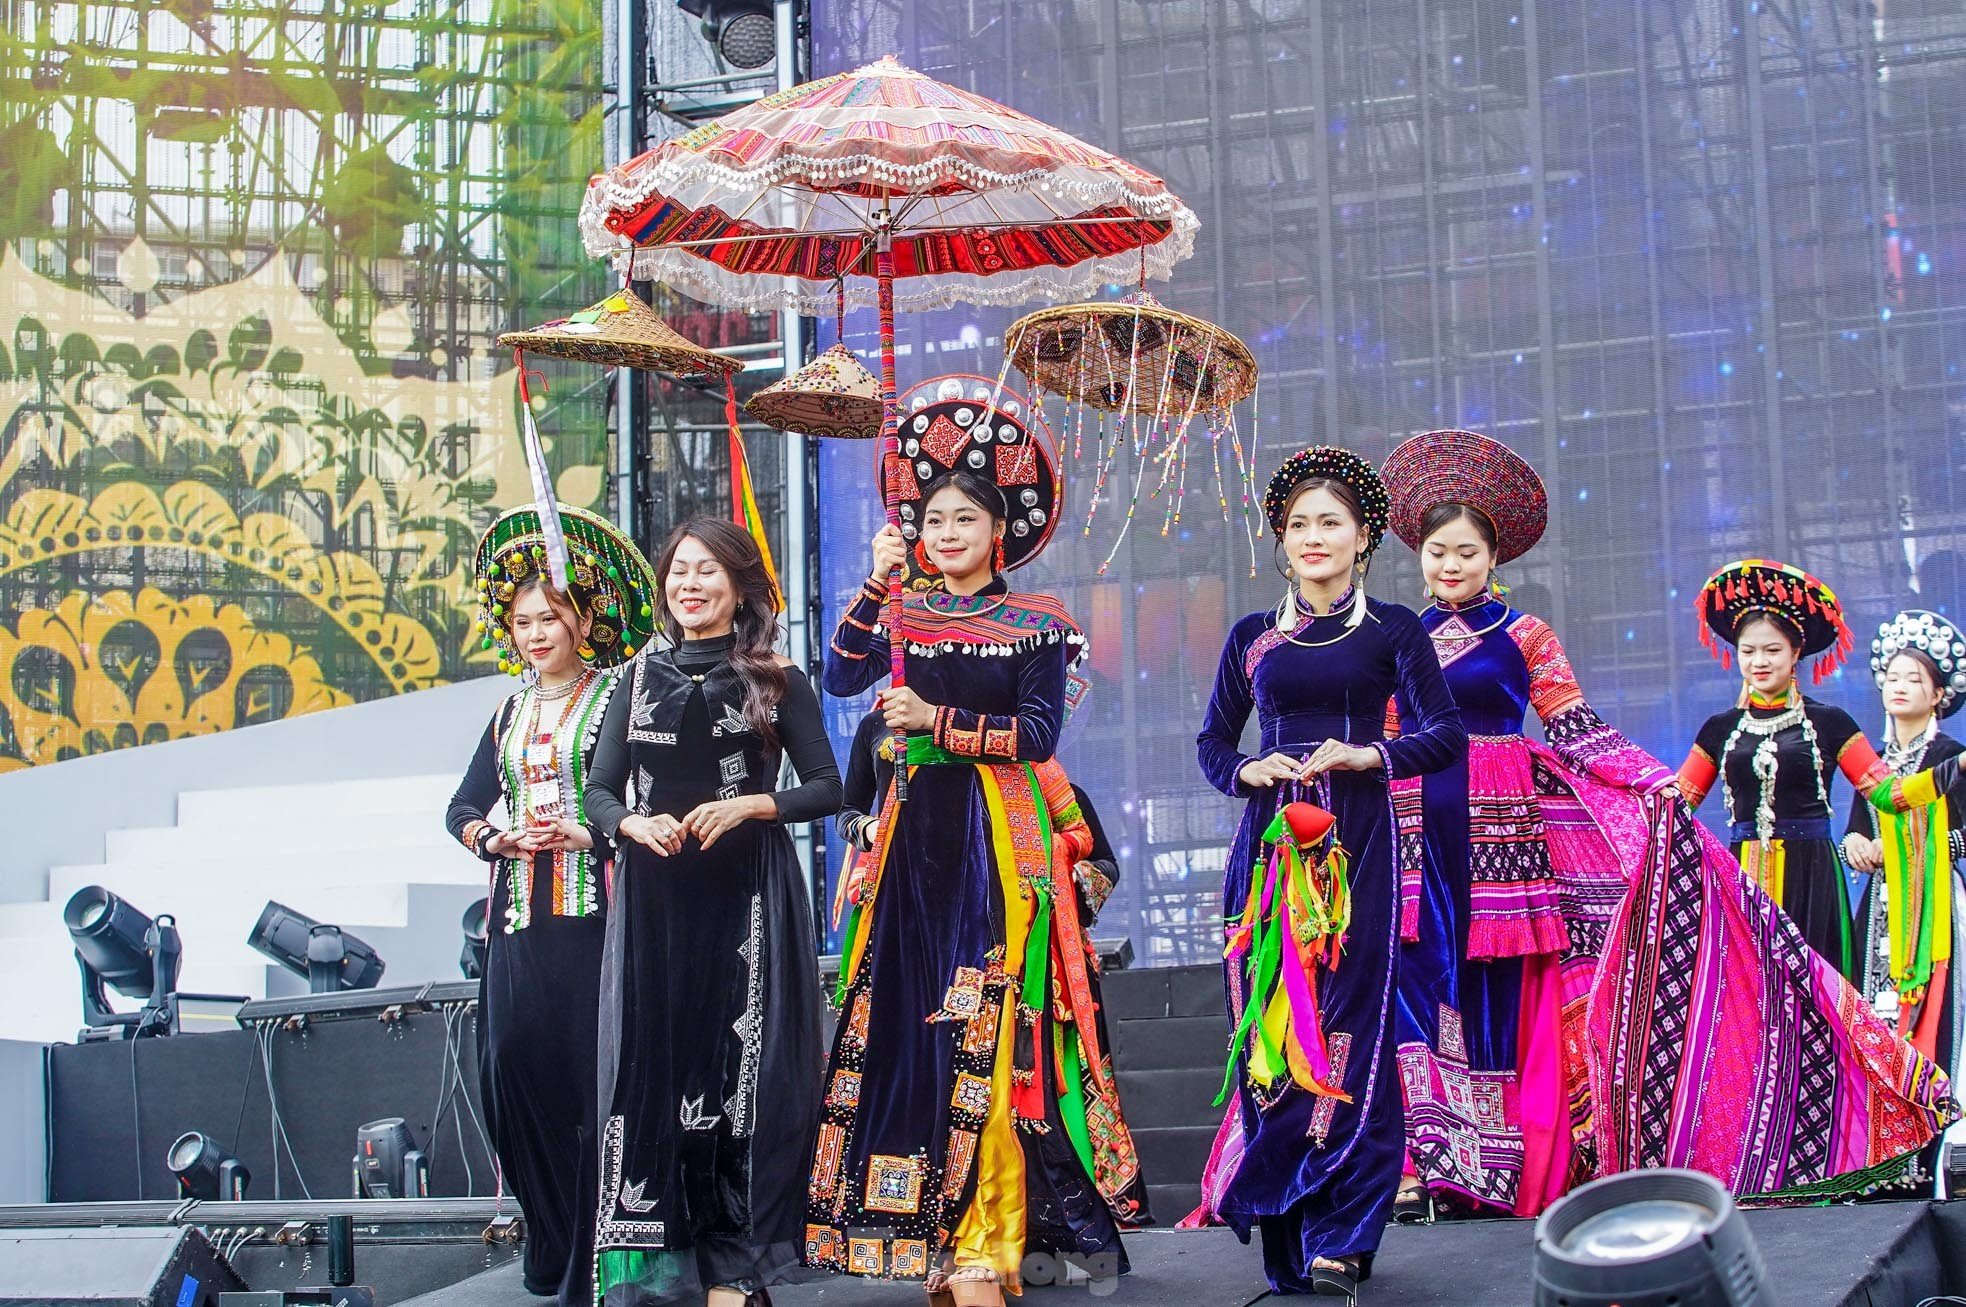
[0, 0, 617, 762]
[810, 0, 1966, 965]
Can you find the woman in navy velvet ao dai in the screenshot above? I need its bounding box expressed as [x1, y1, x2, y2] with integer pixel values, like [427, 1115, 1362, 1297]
[1195, 453, 1463, 1298]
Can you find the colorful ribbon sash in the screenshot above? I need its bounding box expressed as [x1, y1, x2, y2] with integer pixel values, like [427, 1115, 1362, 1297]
[1219, 799, 1353, 1105]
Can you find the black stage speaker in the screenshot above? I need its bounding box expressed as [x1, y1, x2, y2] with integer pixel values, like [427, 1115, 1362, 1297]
[0, 1226, 245, 1306]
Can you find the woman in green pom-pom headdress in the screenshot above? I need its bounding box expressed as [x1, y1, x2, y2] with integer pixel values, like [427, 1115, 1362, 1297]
[443, 501, 657, 1306]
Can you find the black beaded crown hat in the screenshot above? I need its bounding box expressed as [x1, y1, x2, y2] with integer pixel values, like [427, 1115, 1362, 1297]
[881, 374, 1062, 575]
[1262, 445, 1392, 554]
[1696, 558, 1853, 683]
[472, 503, 659, 673]
[1873, 609, 1966, 719]
[1380, 429, 1548, 565]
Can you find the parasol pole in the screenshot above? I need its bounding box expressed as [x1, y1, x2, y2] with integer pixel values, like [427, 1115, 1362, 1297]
[875, 202, 909, 800]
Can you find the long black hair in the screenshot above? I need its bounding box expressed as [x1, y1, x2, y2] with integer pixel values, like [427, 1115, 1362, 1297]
[654, 517, 786, 745]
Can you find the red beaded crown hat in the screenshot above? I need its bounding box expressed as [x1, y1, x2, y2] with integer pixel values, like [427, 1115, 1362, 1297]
[473, 504, 659, 673]
[1697, 558, 1853, 683]
[881, 375, 1062, 575]
[1380, 429, 1547, 565]
[1262, 445, 1391, 554]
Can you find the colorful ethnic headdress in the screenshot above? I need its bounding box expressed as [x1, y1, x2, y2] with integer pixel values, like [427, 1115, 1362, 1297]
[1873, 610, 1966, 719]
[1696, 558, 1853, 683]
[885, 374, 1063, 576]
[1380, 429, 1548, 566]
[1262, 445, 1392, 554]
[472, 504, 659, 673]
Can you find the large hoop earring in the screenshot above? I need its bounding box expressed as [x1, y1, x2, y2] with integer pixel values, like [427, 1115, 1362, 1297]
[1273, 540, 1292, 580]
[915, 540, 940, 576]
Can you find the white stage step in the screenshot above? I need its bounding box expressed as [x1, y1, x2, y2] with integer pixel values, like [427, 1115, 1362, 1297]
[0, 768, 503, 1046]
[174, 774, 462, 828]
[102, 810, 466, 865]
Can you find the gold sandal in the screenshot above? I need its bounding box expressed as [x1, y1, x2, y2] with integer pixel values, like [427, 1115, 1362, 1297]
[948, 1266, 1003, 1307]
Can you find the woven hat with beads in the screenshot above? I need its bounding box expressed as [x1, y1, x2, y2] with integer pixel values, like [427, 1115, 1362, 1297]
[1262, 445, 1392, 554]
[472, 504, 659, 673]
[745, 343, 883, 440]
[1381, 429, 1547, 565]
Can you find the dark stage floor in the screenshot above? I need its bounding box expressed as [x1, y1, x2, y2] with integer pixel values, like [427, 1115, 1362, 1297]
[397, 1201, 1966, 1306]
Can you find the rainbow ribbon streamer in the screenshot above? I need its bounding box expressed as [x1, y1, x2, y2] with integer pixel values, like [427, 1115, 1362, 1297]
[726, 378, 782, 609]
[1217, 801, 1353, 1106]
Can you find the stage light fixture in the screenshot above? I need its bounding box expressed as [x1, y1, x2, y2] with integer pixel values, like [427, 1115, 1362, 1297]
[168, 1130, 251, 1200]
[1532, 1167, 1769, 1306]
[63, 885, 181, 1039]
[248, 901, 386, 994]
[676, 0, 777, 70]
[352, 1118, 429, 1199]
[459, 898, 489, 980]
[1944, 1138, 1966, 1200]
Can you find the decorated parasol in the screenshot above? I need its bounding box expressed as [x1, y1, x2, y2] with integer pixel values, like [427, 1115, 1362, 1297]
[578, 55, 1196, 791]
[1003, 290, 1261, 575]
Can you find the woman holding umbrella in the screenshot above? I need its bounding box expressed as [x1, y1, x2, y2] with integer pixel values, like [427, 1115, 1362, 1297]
[1195, 447, 1465, 1298]
[810, 382, 1121, 1306]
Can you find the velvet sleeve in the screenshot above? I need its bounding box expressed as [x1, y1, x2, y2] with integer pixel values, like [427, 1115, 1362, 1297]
[930, 638, 1067, 763]
[1197, 619, 1259, 798]
[1379, 605, 1466, 780]
[582, 681, 635, 840]
[1827, 706, 1891, 795]
[445, 712, 507, 860]
[1832, 709, 1965, 815]
[824, 578, 891, 698]
[836, 711, 883, 842]
[770, 667, 844, 824]
[1074, 784, 1117, 866]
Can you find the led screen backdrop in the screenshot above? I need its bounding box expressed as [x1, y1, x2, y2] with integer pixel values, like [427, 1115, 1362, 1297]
[0, 0, 615, 769]
[811, 0, 1966, 965]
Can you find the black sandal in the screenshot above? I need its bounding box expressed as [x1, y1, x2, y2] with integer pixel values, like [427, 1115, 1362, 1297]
[1393, 1180, 1434, 1226]
[1310, 1255, 1362, 1298]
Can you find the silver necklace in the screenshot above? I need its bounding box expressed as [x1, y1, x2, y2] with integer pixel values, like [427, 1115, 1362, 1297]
[535, 673, 586, 702]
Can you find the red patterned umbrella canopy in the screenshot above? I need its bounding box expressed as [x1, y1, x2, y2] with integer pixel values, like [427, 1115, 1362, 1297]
[578, 55, 1196, 313]
[578, 56, 1195, 791]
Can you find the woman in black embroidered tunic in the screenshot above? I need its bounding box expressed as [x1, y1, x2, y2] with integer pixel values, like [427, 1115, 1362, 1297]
[835, 707, 1152, 1231]
[583, 517, 841, 1307]
[445, 504, 658, 1306]
[810, 454, 1124, 1307]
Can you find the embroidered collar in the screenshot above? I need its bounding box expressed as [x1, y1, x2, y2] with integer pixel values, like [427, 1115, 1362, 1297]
[887, 584, 1086, 666]
[919, 577, 1011, 614]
